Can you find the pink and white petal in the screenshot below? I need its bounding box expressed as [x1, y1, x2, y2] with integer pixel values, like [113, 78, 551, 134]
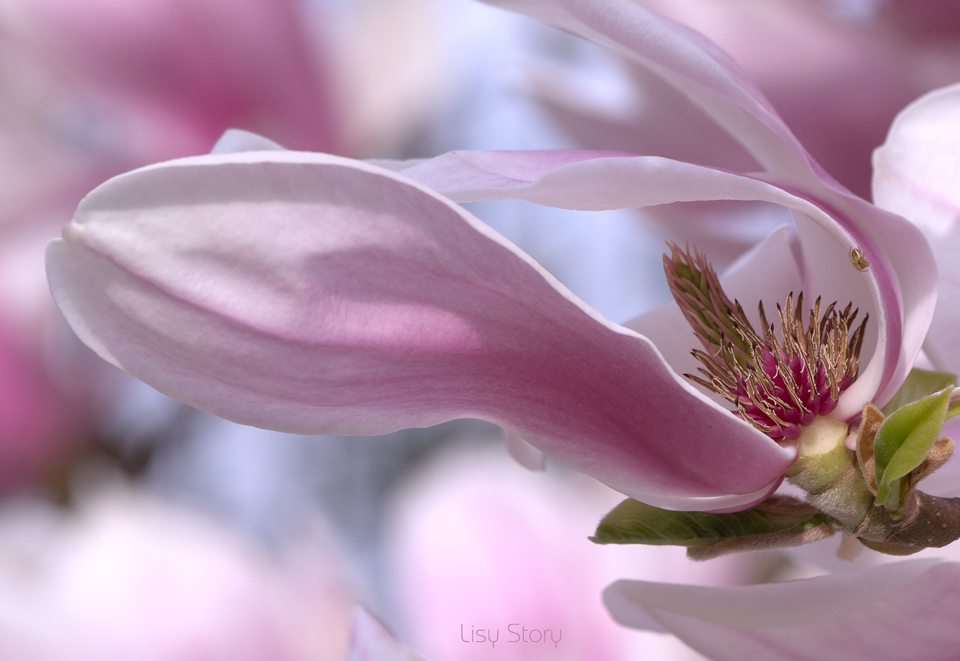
[605, 559, 959, 661]
[348, 608, 424, 661]
[478, 0, 820, 184]
[873, 83, 960, 376]
[47, 150, 793, 508]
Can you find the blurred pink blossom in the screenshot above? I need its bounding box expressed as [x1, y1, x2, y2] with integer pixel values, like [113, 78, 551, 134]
[385, 441, 764, 660]
[0, 485, 357, 661]
[45, 0, 933, 513]
[0, 0, 340, 160]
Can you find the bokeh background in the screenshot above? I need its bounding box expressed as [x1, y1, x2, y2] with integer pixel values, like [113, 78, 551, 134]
[2, 0, 960, 659]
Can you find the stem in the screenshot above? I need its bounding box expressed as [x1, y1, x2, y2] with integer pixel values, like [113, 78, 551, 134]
[786, 415, 960, 554]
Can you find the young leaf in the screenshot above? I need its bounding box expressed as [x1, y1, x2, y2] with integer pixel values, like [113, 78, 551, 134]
[881, 368, 956, 416]
[590, 497, 832, 547]
[874, 386, 953, 510]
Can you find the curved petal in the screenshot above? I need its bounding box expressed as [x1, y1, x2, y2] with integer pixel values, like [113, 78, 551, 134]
[478, 0, 823, 186]
[604, 560, 959, 661]
[46, 149, 793, 508]
[399, 149, 933, 417]
[873, 83, 960, 375]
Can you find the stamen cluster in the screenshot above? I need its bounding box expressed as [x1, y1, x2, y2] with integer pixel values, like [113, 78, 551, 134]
[664, 244, 868, 441]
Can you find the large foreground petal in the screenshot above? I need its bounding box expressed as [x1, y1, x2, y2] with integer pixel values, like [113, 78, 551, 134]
[46, 150, 792, 508]
[605, 559, 959, 661]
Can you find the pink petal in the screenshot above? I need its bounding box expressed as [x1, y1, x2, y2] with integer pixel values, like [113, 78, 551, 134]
[479, 0, 819, 184]
[873, 83, 960, 233]
[873, 83, 960, 377]
[604, 559, 960, 661]
[46, 150, 793, 509]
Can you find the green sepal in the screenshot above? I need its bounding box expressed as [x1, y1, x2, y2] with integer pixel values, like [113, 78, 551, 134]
[590, 498, 832, 547]
[881, 368, 956, 416]
[874, 386, 953, 510]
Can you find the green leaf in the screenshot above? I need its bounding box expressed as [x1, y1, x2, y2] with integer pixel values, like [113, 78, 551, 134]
[874, 386, 953, 509]
[881, 368, 956, 416]
[590, 498, 831, 547]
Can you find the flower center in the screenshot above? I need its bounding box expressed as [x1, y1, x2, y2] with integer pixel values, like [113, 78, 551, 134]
[664, 243, 868, 441]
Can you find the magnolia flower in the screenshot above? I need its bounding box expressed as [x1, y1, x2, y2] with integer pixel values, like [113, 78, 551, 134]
[45, 0, 935, 514]
[575, 77, 960, 661]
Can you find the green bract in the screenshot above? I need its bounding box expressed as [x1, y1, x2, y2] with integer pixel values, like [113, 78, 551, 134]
[874, 386, 953, 510]
[591, 497, 832, 547]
